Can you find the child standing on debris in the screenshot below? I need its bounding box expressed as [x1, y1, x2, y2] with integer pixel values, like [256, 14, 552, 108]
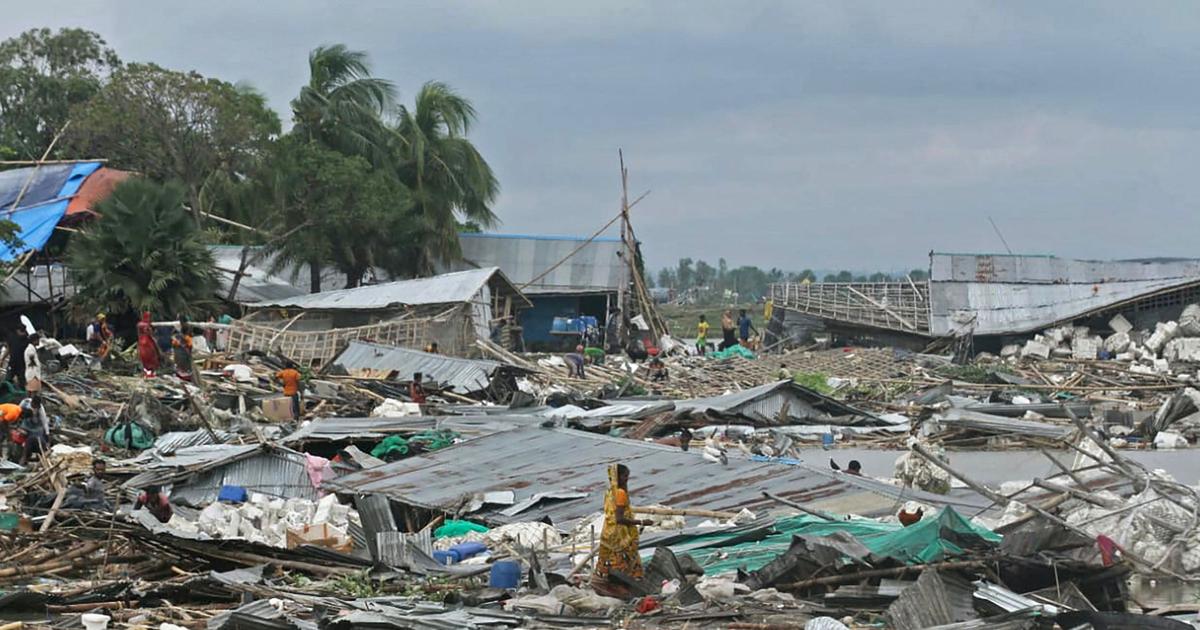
[172, 320, 194, 381]
[719, 310, 737, 350]
[135, 486, 173, 524]
[696, 315, 709, 355]
[409, 372, 428, 404]
[23, 333, 41, 393]
[276, 364, 303, 419]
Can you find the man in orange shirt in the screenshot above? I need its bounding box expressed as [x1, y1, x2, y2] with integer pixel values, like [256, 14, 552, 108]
[276, 365, 303, 419]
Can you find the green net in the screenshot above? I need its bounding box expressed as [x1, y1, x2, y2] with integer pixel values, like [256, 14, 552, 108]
[370, 435, 409, 458]
[104, 422, 156, 450]
[706, 345, 756, 360]
[434, 519, 489, 539]
[677, 507, 1000, 575]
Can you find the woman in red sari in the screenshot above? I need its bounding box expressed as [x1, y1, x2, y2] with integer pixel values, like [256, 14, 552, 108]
[137, 312, 161, 378]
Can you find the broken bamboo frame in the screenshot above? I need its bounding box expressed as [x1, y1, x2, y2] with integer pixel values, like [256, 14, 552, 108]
[779, 558, 991, 590]
[761, 492, 834, 521]
[632, 506, 736, 519]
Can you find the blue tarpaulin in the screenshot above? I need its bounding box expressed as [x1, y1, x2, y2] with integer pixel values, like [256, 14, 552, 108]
[0, 162, 101, 261]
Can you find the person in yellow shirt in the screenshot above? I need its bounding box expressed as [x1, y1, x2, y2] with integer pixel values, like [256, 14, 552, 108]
[696, 315, 710, 355]
[276, 365, 303, 419]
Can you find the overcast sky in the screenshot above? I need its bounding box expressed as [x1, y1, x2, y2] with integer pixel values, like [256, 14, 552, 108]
[5, 1, 1200, 272]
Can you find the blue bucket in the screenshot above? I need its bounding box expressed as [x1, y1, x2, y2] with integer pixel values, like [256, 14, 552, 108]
[489, 560, 521, 589]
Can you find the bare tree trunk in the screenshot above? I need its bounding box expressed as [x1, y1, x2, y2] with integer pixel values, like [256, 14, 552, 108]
[309, 261, 322, 294]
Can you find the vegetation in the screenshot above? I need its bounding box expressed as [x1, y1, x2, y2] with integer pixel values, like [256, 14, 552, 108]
[65, 178, 218, 319]
[0, 26, 501, 317]
[652, 257, 930, 303]
[63, 62, 280, 218]
[0, 28, 119, 160]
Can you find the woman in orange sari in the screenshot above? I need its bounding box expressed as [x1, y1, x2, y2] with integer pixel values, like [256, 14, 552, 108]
[591, 463, 652, 597]
[137, 312, 161, 378]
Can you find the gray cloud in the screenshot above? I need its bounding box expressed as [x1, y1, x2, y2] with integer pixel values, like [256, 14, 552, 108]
[5, 1, 1200, 272]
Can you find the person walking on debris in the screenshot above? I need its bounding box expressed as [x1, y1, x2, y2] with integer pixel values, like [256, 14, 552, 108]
[565, 345, 586, 378]
[276, 363, 303, 419]
[18, 398, 49, 465]
[23, 333, 41, 393]
[647, 348, 668, 381]
[5, 326, 27, 389]
[87, 313, 112, 359]
[591, 463, 653, 598]
[425, 341, 439, 354]
[135, 486, 173, 524]
[0, 401, 21, 461]
[696, 314, 709, 355]
[719, 310, 737, 350]
[409, 372, 427, 404]
[137, 312, 162, 378]
[172, 319, 194, 381]
[737, 309, 757, 348]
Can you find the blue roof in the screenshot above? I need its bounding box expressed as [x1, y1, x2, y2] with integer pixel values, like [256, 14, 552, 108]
[0, 161, 103, 261]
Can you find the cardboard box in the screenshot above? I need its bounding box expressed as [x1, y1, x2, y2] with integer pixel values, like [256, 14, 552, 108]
[261, 396, 293, 421]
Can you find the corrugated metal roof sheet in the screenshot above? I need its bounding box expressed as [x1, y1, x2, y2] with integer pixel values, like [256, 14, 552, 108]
[326, 426, 990, 525]
[455, 233, 625, 295]
[250, 267, 528, 310]
[208, 245, 307, 304]
[282, 415, 543, 445]
[674, 380, 886, 425]
[331, 340, 507, 392]
[123, 444, 318, 505]
[929, 253, 1200, 336]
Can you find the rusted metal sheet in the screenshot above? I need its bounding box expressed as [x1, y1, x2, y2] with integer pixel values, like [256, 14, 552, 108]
[326, 427, 990, 525]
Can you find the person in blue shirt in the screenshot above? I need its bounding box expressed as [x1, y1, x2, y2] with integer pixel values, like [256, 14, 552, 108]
[737, 309, 757, 346]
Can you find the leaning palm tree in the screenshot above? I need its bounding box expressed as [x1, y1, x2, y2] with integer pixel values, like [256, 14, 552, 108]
[66, 178, 218, 319]
[390, 81, 499, 275]
[291, 44, 395, 164]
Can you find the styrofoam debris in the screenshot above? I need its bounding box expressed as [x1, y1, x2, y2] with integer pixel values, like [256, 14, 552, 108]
[1154, 431, 1188, 449]
[999, 344, 1021, 358]
[1020, 340, 1051, 360]
[1109, 313, 1133, 334]
[1103, 331, 1131, 354]
[1146, 321, 1179, 353]
[696, 575, 751, 604]
[370, 398, 421, 417]
[1164, 337, 1200, 362]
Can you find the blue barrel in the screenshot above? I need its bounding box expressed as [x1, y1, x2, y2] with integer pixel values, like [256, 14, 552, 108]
[821, 433, 835, 448]
[432, 550, 455, 565]
[449, 541, 487, 561]
[489, 560, 521, 588]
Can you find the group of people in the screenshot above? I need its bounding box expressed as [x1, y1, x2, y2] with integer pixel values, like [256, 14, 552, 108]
[136, 312, 199, 381]
[696, 308, 758, 354]
[0, 394, 50, 465]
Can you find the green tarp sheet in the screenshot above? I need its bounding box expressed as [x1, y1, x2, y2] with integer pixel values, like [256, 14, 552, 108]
[682, 507, 1000, 574]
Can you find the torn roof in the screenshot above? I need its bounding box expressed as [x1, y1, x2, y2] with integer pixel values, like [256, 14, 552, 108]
[326, 426, 990, 526]
[208, 245, 307, 304]
[331, 340, 521, 392]
[454, 232, 626, 295]
[123, 444, 318, 505]
[249, 267, 530, 311]
[282, 415, 545, 445]
[0, 161, 102, 261]
[673, 380, 887, 426]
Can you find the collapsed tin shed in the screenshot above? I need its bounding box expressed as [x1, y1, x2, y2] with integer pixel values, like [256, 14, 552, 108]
[326, 426, 990, 526]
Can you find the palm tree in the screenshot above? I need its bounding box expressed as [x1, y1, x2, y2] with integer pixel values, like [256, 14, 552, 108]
[291, 45, 395, 163]
[390, 81, 499, 275]
[67, 178, 218, 319]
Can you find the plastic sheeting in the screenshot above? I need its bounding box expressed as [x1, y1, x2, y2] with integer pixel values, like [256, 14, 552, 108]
[0, 162, 102, 261]
[685, 507, 1000, 574]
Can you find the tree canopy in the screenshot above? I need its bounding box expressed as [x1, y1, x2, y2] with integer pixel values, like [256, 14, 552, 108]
[0, 27, 119, 160]
[66, 178, 218, 318]
[63, 63, 280, 216]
